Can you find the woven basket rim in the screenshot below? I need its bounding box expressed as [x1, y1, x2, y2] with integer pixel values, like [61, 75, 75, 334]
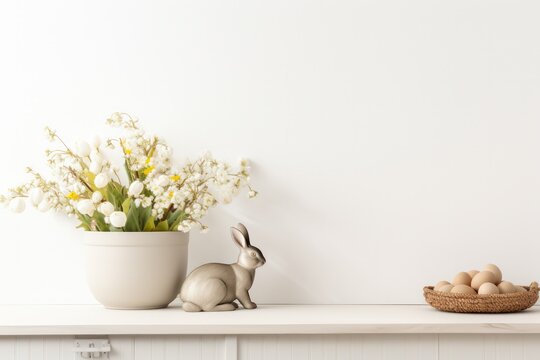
[424, 282, 538, 299]
[423, 282, 538, 299]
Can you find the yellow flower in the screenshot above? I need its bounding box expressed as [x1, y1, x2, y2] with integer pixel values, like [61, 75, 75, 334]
[124, 148, 132, 155]
[168, 191, 175, 198]
[143, 166, 155, 175]
[66, 192, 80, 200]
[170, 175, 181, 182]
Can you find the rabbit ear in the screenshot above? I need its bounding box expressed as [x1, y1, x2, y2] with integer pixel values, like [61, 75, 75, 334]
[231, 226, 249, 248]
[236, 223, 250, 243]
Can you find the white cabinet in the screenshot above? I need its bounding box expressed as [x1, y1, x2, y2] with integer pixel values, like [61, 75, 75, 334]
[3, 334, 540, 360]
[1, 305, 539, 360]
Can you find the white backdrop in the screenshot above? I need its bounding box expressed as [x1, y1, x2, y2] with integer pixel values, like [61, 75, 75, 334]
[0, 0, 539, 304]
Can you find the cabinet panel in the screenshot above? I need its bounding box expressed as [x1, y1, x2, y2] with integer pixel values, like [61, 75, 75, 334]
[439, 334, 540, 360]
[238, 334, 438, 360]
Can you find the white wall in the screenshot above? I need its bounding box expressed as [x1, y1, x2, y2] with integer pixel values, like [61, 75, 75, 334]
[0, 0, 539, 305]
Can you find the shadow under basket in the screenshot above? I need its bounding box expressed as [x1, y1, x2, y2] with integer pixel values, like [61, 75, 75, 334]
[423, 282, 539, 313]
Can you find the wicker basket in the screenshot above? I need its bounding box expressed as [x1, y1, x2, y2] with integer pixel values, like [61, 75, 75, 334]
[423, 282, 539, 313]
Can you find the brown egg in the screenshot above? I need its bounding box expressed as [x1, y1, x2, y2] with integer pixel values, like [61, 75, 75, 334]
[451, 284, 477, 295]
[515, 286, 527, 293]
[438, 284, 454, 293]
[484, 264, 503, 285]
[452, 272, 472, 286]
[498, 281, 517, 294]
[478, 282, 499, 295]
[471, 271, 497, 290]
[467, 270, 480, 279]
[434, 281, 451, 291]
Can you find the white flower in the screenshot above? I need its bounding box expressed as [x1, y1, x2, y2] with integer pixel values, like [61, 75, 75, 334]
[89, 161, 102, 174]
[75, 141, 91, 157]
[91, 191, 103, 203]
[89, 150, 103, 164]
[76, 199, 95, 216]
[37, 200, 51, 212]
[44, 127, 56, 141]
[178, 220, 192, 232]
[248, 189, 258, 198]
[94, 173, 110, 188]
[128, 180, 144, 197]
[110, 112, 122, 123]
[157, 175, 169, 187]
[98, 201, 114, 216]
[109, 211, 127, 227]
[240, 158, 250, 167]
[149, 183, 164, 195]
[29, 188, 44, 206]
[91, 135, 101, 149]
[9, 198, 26, 213]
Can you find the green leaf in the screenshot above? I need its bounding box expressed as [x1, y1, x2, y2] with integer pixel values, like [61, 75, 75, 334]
[84, 170, 97, 191]
[105, 182, 125, 209]
[93, 212, 108, 232]
[122, 198, 131, 214]
[143, 216, 155, 231]
[155, 220, 169, 231]
[167, 208, 183, 226]
[169, 212, 188, 231]
[124, 161, 134, 183]
[124, 203, 141, 232]
[76, 214, 92, 231]
[123, 201, 153, 232]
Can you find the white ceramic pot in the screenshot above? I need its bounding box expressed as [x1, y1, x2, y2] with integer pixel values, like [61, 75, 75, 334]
[84, 231, 189, 309]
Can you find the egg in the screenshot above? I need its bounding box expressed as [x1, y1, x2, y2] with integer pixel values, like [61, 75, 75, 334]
[467, 270, 480, 279]
[451, 284, 477, 295]
[484, 264, 503, 285]
[438, 284, 454, 293]
[515, 286, 527, 293]
[452, 272, 472, 286]
[471, 271, 497, 290]
[498, 281, 517, 294]
[434, 281, 451, 291]
[478, 282, 499, 295]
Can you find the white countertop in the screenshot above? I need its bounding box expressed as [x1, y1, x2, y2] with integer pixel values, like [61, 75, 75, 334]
[1, 304, 539, 335]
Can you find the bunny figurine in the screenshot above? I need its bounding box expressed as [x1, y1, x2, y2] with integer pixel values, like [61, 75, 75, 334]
[180, 223, 266, 312]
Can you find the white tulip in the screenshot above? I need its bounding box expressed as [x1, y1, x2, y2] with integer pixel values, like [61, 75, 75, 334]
[89, 161, 102, 174]
[157, 175, 170, 187]
[94, 173, 110, 188]
[29, 188, 44, 206]
[128, 180, 144, 197]
[98, 201, 114, 216]
[37, 200, 51, 212]
[109, 211, 127, 227]
[91, 135, 101, 149]
[9, 198, 26, 213]
[76, 199, 95, 216]
[89, 150, 103, 164]
[91, 191, 103, 203]
[75, 141, 91, 157]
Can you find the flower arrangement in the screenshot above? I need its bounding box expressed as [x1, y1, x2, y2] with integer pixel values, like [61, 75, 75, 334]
[0, 113, 257, 232]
